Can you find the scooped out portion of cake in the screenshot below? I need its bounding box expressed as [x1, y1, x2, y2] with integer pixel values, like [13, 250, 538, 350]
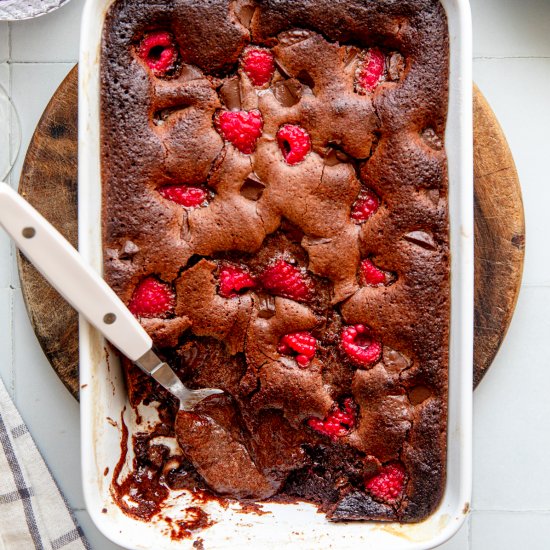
[101, 0, 450, 523]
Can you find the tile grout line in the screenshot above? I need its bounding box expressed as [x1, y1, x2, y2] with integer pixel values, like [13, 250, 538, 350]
[8, 32, 15, 191]
[7, 60, 79, 65]
[8, 287, 15, 395]
[7, 26, 16, 407]
[520, 283, 550, 289]
[474, 55, 550, 60]
[472, 509, 550, 514]
[6, 24, 15, 397]
[10, 285, 15, 398]
[8, 23, 13, 191]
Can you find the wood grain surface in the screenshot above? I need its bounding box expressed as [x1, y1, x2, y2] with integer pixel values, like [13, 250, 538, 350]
[17, 66, 79, 398]
[472, 84, 525, 387]
[16, 67, 525, 399]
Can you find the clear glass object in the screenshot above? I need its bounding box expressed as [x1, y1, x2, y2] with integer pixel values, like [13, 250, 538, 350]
[0, 82, 22, 182]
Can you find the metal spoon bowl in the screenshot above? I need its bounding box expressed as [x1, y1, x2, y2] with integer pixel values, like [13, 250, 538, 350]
[0, 182, 222, 411]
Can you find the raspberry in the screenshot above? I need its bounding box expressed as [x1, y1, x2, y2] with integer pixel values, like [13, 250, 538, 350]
[138, 31, 178, 76]
[260, 260, 311, 302]
[278, 331, 317, 367]
[219, 265, 256, 298]
[158, 184, 208, 208]
[365, 463, 406, 504]
[215, 110, 263, 154]
[307, 398, 356, 440]
[356, 48, 386, 93]
[242, 47, 275, 87]
[341, 324, 382, 367]
[351, 190, 379, 224]
[277, 125, 312, 165]
[128, 277, 175, 319]
[361, 259, 386, 286]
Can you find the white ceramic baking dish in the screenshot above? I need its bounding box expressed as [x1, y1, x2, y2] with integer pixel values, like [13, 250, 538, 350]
[78, 1, 473, 547]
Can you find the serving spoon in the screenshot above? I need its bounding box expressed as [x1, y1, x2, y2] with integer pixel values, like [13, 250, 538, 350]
[0, 181, 223, 410]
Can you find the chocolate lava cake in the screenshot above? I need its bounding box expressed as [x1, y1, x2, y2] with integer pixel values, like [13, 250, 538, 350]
[101, 0, 450, 523]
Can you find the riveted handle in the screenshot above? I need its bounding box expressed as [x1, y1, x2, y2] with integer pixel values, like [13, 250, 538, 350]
[0, 182, 152, 361]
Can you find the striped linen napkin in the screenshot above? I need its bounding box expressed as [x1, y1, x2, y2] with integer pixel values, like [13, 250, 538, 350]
[0, 376, 89, 550]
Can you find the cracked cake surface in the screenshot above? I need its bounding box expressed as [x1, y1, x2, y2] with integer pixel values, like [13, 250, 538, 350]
[101, 0, 450, 524]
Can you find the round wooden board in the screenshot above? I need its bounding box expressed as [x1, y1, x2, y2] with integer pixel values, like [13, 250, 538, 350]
[16, 67, 525, 399]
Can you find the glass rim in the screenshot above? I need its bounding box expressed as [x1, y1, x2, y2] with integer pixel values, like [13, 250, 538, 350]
[0, 81, 22, 182]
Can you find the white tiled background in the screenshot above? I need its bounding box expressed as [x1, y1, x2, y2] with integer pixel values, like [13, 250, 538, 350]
[0, 0, 549, 548]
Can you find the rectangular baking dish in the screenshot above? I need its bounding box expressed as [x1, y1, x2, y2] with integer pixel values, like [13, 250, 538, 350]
[78, 1, 473, 548]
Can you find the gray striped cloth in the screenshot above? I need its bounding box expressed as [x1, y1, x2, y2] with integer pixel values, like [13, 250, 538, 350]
[0, 376, 89, 550]
[0, 0, 70, 21]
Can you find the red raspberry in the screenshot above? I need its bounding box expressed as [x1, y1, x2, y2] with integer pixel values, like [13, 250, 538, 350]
[138, 31, 178, 76]
[158, 184, 208, 208]
[307, 398, 356, 440]
[356, 48, 386, 93]
[278, 331, 317, 367]
[215, 110, 263, 154]
[351, 190, 379, 224]
[128, 277, 175, 319]
[361, 259, 386, 286]
[277, 125, 312, 165]
[341, 324, 382, 367]
[260, 260, 311, 302]
[242, 47, 275, 87]
[365, 463, 406, 504]
[219, 265, 256, 298]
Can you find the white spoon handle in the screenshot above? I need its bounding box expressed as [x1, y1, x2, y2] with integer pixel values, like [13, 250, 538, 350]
[0, 181, 152, 362]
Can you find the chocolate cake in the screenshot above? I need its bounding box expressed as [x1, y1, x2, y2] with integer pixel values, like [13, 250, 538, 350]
[101, 0, 450, 524]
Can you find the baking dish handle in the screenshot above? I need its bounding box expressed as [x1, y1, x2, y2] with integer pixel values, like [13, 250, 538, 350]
[0, 181, 152, 362]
